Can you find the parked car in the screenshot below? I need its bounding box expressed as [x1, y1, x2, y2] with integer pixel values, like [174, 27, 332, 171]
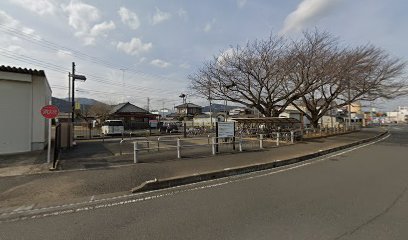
[159, 123, 178, 133]
[101, 120, 124, 135]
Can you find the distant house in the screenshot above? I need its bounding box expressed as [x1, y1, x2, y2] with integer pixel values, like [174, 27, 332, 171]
[175, 103, 202, 119]
[229, 107, 253, 116]
[109, 102, 157, 130]
[193, 113, 223, 127]
[0, 65, 52, 154]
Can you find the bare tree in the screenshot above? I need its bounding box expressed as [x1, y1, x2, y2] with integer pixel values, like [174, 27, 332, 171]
[291, 31, 407, 128]
[88, 102, 112, 121]
[190, 30, 407, 126]
[189, 35, 315, 117]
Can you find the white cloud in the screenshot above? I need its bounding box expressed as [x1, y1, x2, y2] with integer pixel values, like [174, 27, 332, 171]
[0, 10, 19, 28]
[90, 21, 116, 37]
[62, 0, 115, 45]
[117, 37, 152, 55]
[62, 0, 99, 33]
[152, 7, 171, 25]
[151, 59, 171, 68]
[9, 0, 56, 15]
[280, 0, 342, 35]
[118, 7, 140, 30]
[237, 0, 247, 8]
[203, 19, 216, 32]
[0, 10, 39, 40]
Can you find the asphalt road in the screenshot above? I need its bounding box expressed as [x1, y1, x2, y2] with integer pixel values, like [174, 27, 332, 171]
[1, 125, 407, 240]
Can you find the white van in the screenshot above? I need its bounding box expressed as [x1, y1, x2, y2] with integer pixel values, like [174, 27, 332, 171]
[101, 120, 124, 135]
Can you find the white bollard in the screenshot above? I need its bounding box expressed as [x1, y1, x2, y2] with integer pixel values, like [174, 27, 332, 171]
[177, 138, 181, 159]
[259, 134, 264, 149]
[239, 137, 243, 152]
[133, 142, 139, 163]
[276, 132, 280, 146]
[120, 140, 124, 155]
[290, 131, 294, 144]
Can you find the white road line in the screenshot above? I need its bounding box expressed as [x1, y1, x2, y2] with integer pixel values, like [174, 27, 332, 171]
[0, 133, 390, 223]
[12, 204, 35, 212]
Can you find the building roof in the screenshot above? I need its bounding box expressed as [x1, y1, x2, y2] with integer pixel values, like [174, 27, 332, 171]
[233, 117, 301, 124]
[0, 65, 46, 77]
[175, 103, 202, 108]
[110, 102, 150, 115]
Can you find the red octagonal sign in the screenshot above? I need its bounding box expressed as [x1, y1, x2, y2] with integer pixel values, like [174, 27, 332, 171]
[41, 105, 59, 119]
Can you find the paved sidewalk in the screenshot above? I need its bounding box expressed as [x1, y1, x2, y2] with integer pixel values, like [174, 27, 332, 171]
[0, 151, 50, 177]
[0, 128, 384, 213]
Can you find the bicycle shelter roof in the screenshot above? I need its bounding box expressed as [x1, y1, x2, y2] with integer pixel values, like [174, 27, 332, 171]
[232, 117, 301, 124]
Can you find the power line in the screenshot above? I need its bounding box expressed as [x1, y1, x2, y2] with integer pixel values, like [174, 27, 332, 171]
[51, 85, 181, 103]
[0, 23, 187, 84]
[0, 49, 183, 96]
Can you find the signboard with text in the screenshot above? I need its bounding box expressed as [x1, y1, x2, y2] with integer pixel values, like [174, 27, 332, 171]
[217, 122, 235, 138]
[41, 105, 59, 119]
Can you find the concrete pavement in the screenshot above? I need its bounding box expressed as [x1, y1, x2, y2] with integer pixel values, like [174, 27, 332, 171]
[0, 150, 49, 177]
[0, 125, 406, 239]
[0, 128, 384, 215]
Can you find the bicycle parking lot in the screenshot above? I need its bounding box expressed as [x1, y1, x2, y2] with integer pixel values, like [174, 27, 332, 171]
[57, 122, 360, 170]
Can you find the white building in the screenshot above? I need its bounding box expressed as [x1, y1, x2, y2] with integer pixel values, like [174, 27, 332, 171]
[193, 114, 225, 127]
[151, 108, 173, 118]
[386, 106, 408, 123]
[0, 66, 52, 154]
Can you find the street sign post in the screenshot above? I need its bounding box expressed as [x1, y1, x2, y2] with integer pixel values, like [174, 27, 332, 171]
[216, 122, 235, 153]
[41, 104, 59, 164]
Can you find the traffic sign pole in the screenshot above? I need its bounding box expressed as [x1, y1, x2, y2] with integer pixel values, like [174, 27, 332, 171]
[47, 112, 52, 164]
[46, 101, 52, 164]
[41, 104, 59, 164]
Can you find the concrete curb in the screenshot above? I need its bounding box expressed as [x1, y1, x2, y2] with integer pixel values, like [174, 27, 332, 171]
[131, 130, 389, 193]
[302, 130, 359, 140]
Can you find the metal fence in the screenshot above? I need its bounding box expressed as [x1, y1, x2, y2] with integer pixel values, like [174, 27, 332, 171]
[73, 122, 102, 139]
[79, 125, 360, 165]
[53, 123, 62, 169]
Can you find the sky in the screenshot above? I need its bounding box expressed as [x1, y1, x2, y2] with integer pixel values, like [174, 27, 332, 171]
[0, 0, 407, 111]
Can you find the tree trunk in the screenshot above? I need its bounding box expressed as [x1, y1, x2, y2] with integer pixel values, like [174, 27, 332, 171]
[311, 119, 320, 129]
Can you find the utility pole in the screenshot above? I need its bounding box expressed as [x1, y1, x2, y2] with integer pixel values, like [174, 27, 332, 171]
[162, 101, 165, 118]
[208, 87, 213, 129]
[348, 79, 352, 129]
[68, 72, 71, 103]
[120, 68, 126, 103]
[147, 97, 150, 112]
[70, 62, 87, 143]
[71, 62, 75, 123]
[224, 99, 227, 122]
